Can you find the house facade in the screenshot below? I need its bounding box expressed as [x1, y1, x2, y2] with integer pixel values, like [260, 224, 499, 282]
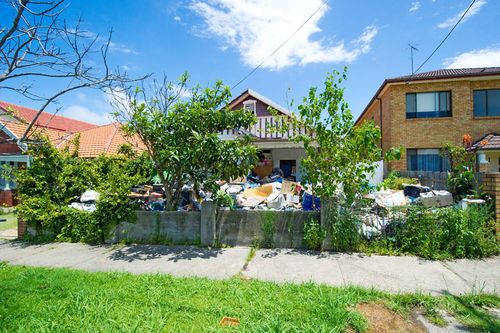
[355, 68, 500, 174]
[0, 101, 144, 206]
[225, 89, 306, 181]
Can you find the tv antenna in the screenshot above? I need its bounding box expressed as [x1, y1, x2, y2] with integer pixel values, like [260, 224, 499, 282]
[408, 44, 419, 75]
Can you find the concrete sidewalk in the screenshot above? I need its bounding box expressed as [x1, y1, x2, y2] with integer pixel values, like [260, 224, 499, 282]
[0, 240, 498, 295]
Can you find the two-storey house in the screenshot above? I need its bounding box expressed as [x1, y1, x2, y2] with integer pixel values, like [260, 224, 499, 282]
[355, 67, 500, 174]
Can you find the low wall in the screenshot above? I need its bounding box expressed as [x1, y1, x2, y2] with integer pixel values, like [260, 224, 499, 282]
[216, 209, 319, 248]
[109, 211, 201, 244]
[108, 204, 320, 249]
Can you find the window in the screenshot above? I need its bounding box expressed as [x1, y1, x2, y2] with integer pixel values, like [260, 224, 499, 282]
[243, 100, 257, 115]
[406, 91, 451, 118]
[407, 148, 450, 172]
[473, 89, 500, 117]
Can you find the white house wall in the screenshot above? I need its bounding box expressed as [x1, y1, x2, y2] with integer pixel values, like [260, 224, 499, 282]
[271, 148, 306, 181]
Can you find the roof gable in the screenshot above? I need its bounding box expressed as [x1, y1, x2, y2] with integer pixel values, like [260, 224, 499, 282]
[226, 89, 291, 116]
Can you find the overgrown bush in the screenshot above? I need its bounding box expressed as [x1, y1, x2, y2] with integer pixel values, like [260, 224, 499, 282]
[380, 172, 418, 190]
[329, 207, 362, 252]
[390, 204, 497, 259]
[16, 137, 153, 244]
[303, 218, 324, 250]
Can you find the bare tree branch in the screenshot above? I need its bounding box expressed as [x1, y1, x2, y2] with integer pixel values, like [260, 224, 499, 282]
[0, 0, 150, 148]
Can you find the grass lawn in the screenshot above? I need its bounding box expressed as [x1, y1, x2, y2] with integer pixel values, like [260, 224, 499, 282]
[0, 263, 498, 332]
[0, 213, 16, 232]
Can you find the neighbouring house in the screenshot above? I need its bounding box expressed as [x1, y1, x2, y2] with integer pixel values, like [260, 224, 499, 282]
[355, 67, 500, 175]
[224, 89, 306, 181]
[0, 101, 144, 206]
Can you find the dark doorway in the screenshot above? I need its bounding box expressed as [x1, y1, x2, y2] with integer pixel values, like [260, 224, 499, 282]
[280, 160, 296, 179]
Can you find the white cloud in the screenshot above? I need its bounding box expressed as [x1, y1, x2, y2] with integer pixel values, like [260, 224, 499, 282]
[60, 105, 112, 125]
[437, 0, 486, 29]
[174, 15, 181, 21]
[189, 0, 378, 70]
[109, 41, 139, 55]
[409, 1, 421, 13]
[444, 47, 500, 68]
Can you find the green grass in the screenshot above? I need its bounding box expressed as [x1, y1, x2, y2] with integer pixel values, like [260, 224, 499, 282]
[0, 213, 16, 232]
[0, 263, 498, 332]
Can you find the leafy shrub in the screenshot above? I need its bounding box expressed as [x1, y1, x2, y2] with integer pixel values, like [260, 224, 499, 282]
[329, 207, 361, 252]
[303, 218, 324, 250]
[16, 137, 151, 244]
[381, 172, 418, 190]
[393, 204, 497, 259]
[214, 189, 234, 208]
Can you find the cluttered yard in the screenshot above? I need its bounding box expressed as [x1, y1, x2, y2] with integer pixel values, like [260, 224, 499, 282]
[14, 70, 498, 261]
[0, 263, 499, 332]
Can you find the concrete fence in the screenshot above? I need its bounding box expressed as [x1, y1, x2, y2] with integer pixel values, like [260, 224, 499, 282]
[107, 201, 320, 249]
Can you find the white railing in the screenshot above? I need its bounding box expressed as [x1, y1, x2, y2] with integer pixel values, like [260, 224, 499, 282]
[220, 116, 307, 140]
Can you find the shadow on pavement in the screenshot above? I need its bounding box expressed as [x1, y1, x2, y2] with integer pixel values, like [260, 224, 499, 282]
[109, 244, 224, 262]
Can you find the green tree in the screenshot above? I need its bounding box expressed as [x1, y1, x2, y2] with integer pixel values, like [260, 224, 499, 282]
[440, 142, 476, 199]
[113, 74, 258, 210]
[278, 68, 399, 204]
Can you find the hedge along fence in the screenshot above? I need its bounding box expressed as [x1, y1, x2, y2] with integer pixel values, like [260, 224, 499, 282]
[107, 202, 320, 249]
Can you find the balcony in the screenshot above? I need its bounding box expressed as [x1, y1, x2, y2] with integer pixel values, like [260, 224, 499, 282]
[220, 116, 307, 140]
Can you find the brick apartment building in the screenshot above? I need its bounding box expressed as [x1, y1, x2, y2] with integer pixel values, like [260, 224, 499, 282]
[355, 67, 500, 174]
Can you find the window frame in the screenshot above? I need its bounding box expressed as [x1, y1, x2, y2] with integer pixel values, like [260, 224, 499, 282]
[243, 99, 257, 116]
[405, 91, 452, 119]
[406, 148, 450, 172]
[473, 88, 500, 118]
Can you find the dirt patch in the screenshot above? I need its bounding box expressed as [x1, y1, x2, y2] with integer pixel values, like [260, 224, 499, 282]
[356, 302, 426, 333]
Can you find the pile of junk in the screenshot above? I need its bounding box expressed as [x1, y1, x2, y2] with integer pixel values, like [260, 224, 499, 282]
[359, 184, 486, 239]
[122, 168, 320, 212]
[68, 175, 320, 213]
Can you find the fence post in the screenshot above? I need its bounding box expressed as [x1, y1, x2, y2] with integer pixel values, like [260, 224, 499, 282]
[200, 201, 216, 247]
[481, 173, 500, 227]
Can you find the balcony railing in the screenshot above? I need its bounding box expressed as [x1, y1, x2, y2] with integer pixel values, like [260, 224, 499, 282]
[220, 116, 307, 140]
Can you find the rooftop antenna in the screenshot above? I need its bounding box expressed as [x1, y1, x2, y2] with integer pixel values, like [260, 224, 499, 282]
[408, 44, 419, 75]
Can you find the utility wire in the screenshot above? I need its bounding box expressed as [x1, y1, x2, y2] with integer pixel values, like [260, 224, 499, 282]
[231, 0, 330, 90]
[411, 0, 477, 77]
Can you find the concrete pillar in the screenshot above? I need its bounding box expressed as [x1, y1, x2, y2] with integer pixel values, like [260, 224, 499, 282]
[320, 197, 334, 251]
[200, 201, 216, 247]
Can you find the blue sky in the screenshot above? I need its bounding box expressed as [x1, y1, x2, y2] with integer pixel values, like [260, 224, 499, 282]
[4, 0, 500, 124]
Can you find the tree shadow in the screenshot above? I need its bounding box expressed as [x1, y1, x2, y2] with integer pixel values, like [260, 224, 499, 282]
[108, 244, 224, 263]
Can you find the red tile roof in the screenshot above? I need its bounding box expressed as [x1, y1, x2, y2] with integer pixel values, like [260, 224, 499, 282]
[60, 122, 146, 158]
[472, 133, 500, 151]
[0, 101, 96, 132]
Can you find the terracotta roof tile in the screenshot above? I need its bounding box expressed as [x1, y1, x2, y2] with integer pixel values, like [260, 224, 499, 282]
[61, 122, 146, 158]
[472, 133, 500, 151]
[0, 101, 96, 132]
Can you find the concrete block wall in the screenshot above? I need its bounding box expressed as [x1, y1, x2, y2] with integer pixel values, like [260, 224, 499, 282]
[216, 209, 319, 248]
[107, 203, 320, 249]
[109, 211, 202, 244]
[481, 172, 500, 225]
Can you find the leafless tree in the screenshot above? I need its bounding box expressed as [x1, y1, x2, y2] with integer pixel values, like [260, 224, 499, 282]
[0, 0, 146, 147]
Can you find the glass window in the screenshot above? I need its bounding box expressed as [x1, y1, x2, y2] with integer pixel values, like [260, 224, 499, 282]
[407, 148, 450, 172]
[474, 89, 500, 117]
[406, 91, 451, 118]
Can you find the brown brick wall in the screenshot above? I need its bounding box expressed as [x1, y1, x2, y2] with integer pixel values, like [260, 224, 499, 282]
[0, 131, 22, 154]
[384, 78, 500, 171]
[0, 190, 16, 206]
[482, 172, 500, 225]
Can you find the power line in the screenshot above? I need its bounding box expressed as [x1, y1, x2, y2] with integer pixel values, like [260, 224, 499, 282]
[231, 0, 330, 90]
[411, 0, 477, 76]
